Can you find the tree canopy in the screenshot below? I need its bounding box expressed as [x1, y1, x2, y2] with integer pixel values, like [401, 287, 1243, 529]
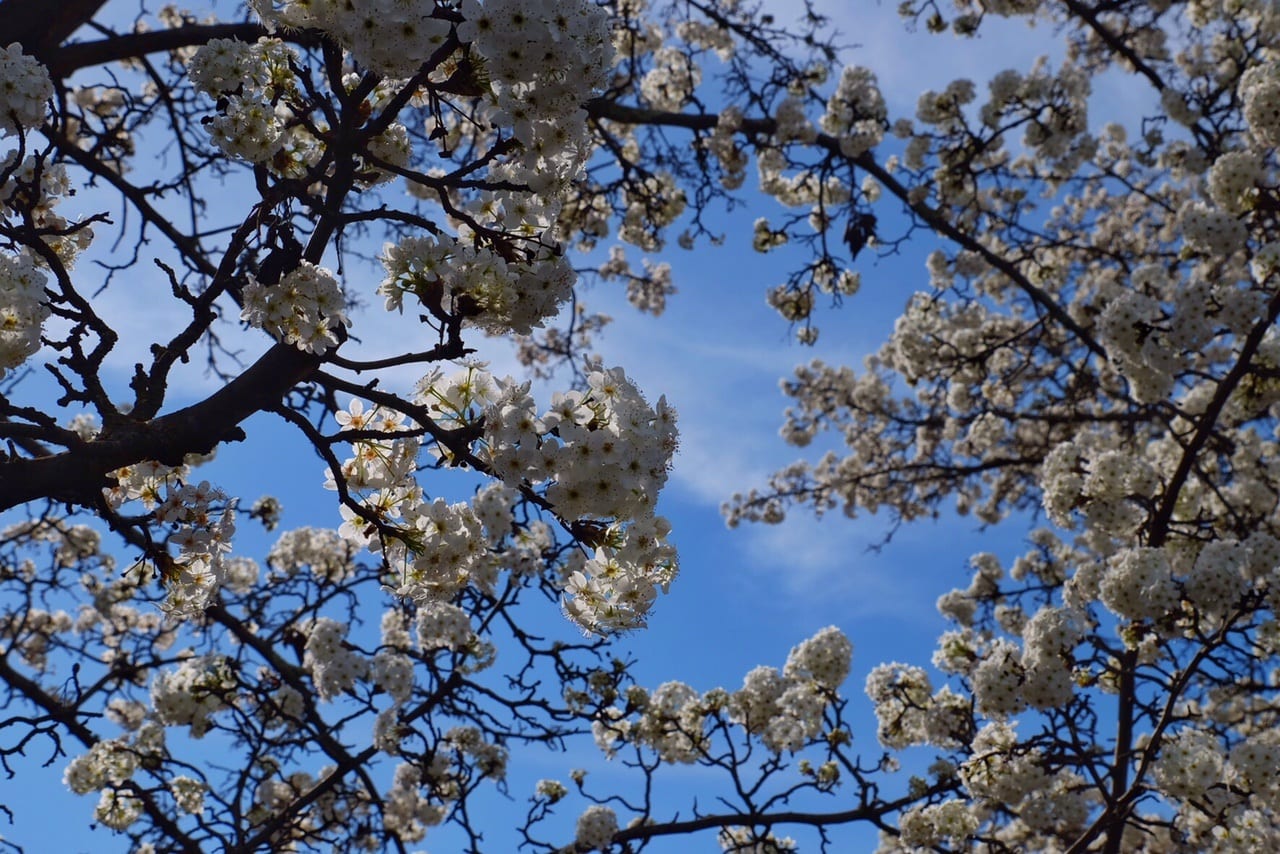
[3, 0, 1280, 851]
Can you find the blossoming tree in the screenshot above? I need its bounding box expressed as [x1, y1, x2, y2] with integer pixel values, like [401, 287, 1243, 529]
[2, 0, 1279, 850]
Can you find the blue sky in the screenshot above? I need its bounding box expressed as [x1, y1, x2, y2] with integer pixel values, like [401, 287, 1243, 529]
[0, 2, 1168, 851]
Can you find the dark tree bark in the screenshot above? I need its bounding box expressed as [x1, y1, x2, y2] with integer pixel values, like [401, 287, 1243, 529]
[0, 0, 108, 60]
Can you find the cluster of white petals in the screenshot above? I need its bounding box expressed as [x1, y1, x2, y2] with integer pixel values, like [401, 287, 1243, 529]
[256, 0, 453, 79]
[718, 826, 799, 852]
[187, 36, 300, 165]
[1240, 61, 1280, 148]
[0, 43, 53, 136]
[0, 250, 48, 374]
[63, 724, 165, 795]
[593, 627, 852, 762]
[100, 458, 239, 618]
[379, 234, 576, 335]
[469, 364, 679, 631]
[574, 804, 619, 851]
[2, 154, 97, 263]
[821, 65, 887, 157]
[241, 261, 350, 353]
[462, 0, 613, 126]
[897, 799, 980, 849]
[382, 762, 447, 842]
[151, 655, 235, 737]
[304, 617, 370, 701]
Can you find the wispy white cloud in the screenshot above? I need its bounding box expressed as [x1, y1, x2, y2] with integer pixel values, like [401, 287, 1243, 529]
[811, 2, 1065, 112]
[808, 1, 1157, 128]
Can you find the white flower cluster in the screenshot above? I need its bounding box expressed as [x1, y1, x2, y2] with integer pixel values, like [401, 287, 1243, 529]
[321, 397, 535, 633]
[0, 606, 72, 671]
[445, 725, 508, 780]
[0, 250, 49, 375]
[783, 625, 854, 688]
[454, 365, 678, 632]
[104, 699, 146, 731]
[1179, 200, 1247, 257]
[1039, 441, 1162, 532]
[534, 778, 567, 803]
[464, 0, 612, 115]
[574, 804, 619, 852]
[561, 516, 677, 634]
[641, 46, 702, 112]
[379, 234, 576, 335]
[701, 107, 749, 189]
[2, 154, 97, 263]
[594, 680, 708, 763]
[1091, 261, 1223, 405]
[0, 43, 53, 136]
[676, 18, 734, 61]
[1147, 727, 1280, 847]
[717, 826, 798, 853]
[208, 96, 283, 164]
[1229, 733, 1280, 802]
[461, 0, 611, 190]
[1184, 540, 1250, 619]
[102, 459, 240, 618]
[820, 65, 887, 157]
[865, 663, 967, 749]
[390, 497, 496, 603]
[188, 36, 299, 164]
[753, 217, 789, 252]
[171, 776, 208, 814]
[971, 639, 1026, 717]
[151, 655, 235, 737]
[1252, 241, 1280, 283]
[411, 361, 676, 632]
[1153, 728, 1225, 800]
[483, 366, 677, 521]
[619, 171, 688, 250]
[326, 399, 415, 501]
[383, 762, 447, 842]
[187, 37, 292, 99]
[1045, 527, 1275, 631]
[623, 259, 676, 315]
[1019, 606, 1083, 710]
[257, 0, 613, 190]
[915, 79, 977, 130]
[727, 628, 851, 753]
[958, 721, 1066, 815]
[416, 600, 476, 652]
[986, 60, 1090, 166]
[1207, 150, 1265, 215]
[596, 247, 676, 315]
[252, 768, 322, 831]
[360, 120, 413, 185]
[304, 617, 370, 701]
[63, 724, 165, 795]
[241, 261, 349, 354]
[898, 799, 980, 848]
[1098, 546, 1179, 622]
[95, 789, 144, 830]
[268, 526, 357, 581]
[372, 647, 415, 705]
[757, 151, 851, 212]
[251, 0, 450, 79]
[1240, 61, 1280, 148]
[594, 627, 852, 762]
[155, 479, 238, 619]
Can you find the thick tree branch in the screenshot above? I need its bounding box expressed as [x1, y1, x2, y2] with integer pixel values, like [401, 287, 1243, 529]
[0, 342, 319, 512]
[46, 23, 324, 76]
[0, 0, 108, 60]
